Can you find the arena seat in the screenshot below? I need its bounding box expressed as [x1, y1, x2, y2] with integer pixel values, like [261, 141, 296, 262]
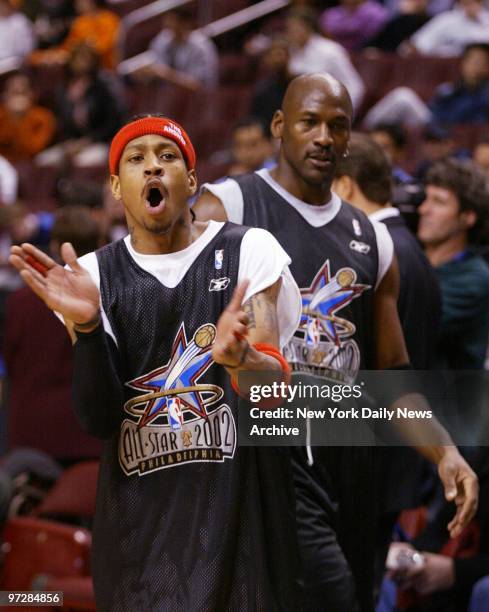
[352, 51, 460, 107]
[218, 53, 257, 85]
[122, 14, 164, 59]
[0, 517, 93, 611]
[15, 162, 59, 210]
[34, 461, 99, 523]
[0, 462, 99, 611]
[128, 81, 194, 120]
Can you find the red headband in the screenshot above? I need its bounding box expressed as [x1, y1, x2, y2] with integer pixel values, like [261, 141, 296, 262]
[109, 117, 196, 175]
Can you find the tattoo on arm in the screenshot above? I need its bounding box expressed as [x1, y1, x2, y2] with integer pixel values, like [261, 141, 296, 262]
[243, 281, 280, 343]
[243, 298, 257, 330]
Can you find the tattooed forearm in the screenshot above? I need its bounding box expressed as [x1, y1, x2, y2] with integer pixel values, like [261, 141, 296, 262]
[243, 298, 257, 329]
[242, 280, 281, 345]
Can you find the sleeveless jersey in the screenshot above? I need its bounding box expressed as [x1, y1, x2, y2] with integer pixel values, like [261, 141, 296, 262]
[92, 222, 299, 611]
[235, 173, 379, 380]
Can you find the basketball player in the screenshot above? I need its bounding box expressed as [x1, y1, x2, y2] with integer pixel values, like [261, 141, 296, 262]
[332, 132, 442, 582]
[10, 116, 303, 610]
[194, 74, 478, 611]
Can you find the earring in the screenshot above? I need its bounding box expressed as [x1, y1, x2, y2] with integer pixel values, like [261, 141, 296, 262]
[343, 149, 349, 158]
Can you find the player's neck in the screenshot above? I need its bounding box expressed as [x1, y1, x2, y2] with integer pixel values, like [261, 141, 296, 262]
[270, 165, 332, 205]
[129, 213, 207, 255]
[350, 197, 383, 217]
[424, 234, 469, 267]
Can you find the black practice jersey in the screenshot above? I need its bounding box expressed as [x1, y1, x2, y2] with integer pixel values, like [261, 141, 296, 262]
[235, 173, 379, 380]
[90, 222, 299, 611]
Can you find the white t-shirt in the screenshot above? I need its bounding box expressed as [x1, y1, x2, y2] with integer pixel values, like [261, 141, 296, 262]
[411, 7, 489, 57]
[202, 169, 394, 289]
[0, 13, 35, 61]
[74, 220, 301, 350]
[0, 154, 18, 205]
[288, 34, 365, 110]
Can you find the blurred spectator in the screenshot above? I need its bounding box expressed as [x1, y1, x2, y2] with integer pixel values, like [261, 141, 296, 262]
[0, 72, 56, 161]
[37, 43, 123, 167]
[364, 0, 430, 52]
[0, 155, 18, 205]
[380, 447, 489, 612]
[4, 205, 102, 461]
[285, 7, 365, 110]
[30, 0, 120, 69]
[429, 42, 489, 123]
[383, 0, 452, 17]
[0, 0, 35, 67]
[469, 576, 489, 611]
[369, 123, 413, 183]
[473, 137, 489, 180]
[364, 43, 489, 127]
[417, 158, 489, 369]
[369, 123, 426, 231]
[250, 36, 293, 130]
[410, 0, 489, 57]
[226, 117, 275, 176]
[415, 124, 468, 181]
[320, 0, 390, 51]
[32, 0, 74, 50]
[139, 7, 218, 91]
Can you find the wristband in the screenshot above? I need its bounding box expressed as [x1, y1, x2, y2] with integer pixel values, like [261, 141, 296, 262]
[73, 312, 102, 334]
[231, 343, 291, 407]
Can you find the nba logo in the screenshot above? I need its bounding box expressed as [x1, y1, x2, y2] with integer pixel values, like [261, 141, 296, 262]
[306, 317, 321, 348]
[215, 249, 224, 270]
[168, 397, 183, 430]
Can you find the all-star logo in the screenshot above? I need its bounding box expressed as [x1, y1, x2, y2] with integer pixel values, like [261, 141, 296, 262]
[125, 323, 222, 428]
[300, 260, 369, 347]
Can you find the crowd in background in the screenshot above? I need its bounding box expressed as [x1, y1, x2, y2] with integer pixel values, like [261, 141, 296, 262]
[0, 0, 489, 610]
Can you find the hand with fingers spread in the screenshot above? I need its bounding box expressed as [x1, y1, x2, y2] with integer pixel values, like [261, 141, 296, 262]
[213, 280, 250, 369]
[9, 242, 100, 330]
[438, 447, 479, 538]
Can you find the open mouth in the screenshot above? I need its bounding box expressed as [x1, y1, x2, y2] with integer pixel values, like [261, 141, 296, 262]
[143, 180, 166, 212]
[148, 187, 163, 207]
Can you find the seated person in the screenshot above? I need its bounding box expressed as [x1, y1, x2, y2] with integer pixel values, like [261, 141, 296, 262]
[364, 0, 430, 53]
[473, 138, 489, 180]
[0, 72, 56, 161]
[136, 7, 218, 91]
[226, 117, 276, 177]
[320, 0, 390, 51]
[30, 0, 120, 70]
[36, 43, 123, 168]
[379, 447, 489, 612]
[409, 0, 489, 57]
[364, 43, 489, 128]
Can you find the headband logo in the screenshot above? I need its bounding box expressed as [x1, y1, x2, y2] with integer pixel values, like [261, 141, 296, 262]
[163, 123, 187, 147]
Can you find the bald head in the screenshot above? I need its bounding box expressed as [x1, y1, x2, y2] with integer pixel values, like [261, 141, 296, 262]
[270, 73, 352, 201]
[282, 73, 353, 119]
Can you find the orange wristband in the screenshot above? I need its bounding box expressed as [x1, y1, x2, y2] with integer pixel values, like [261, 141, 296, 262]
[231, 343, 291, 406]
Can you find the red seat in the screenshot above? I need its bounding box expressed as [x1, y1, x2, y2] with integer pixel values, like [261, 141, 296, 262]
[1, 517, 92, 611]
[0, 462, 99, 611]
[34, 461, 99, 521]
